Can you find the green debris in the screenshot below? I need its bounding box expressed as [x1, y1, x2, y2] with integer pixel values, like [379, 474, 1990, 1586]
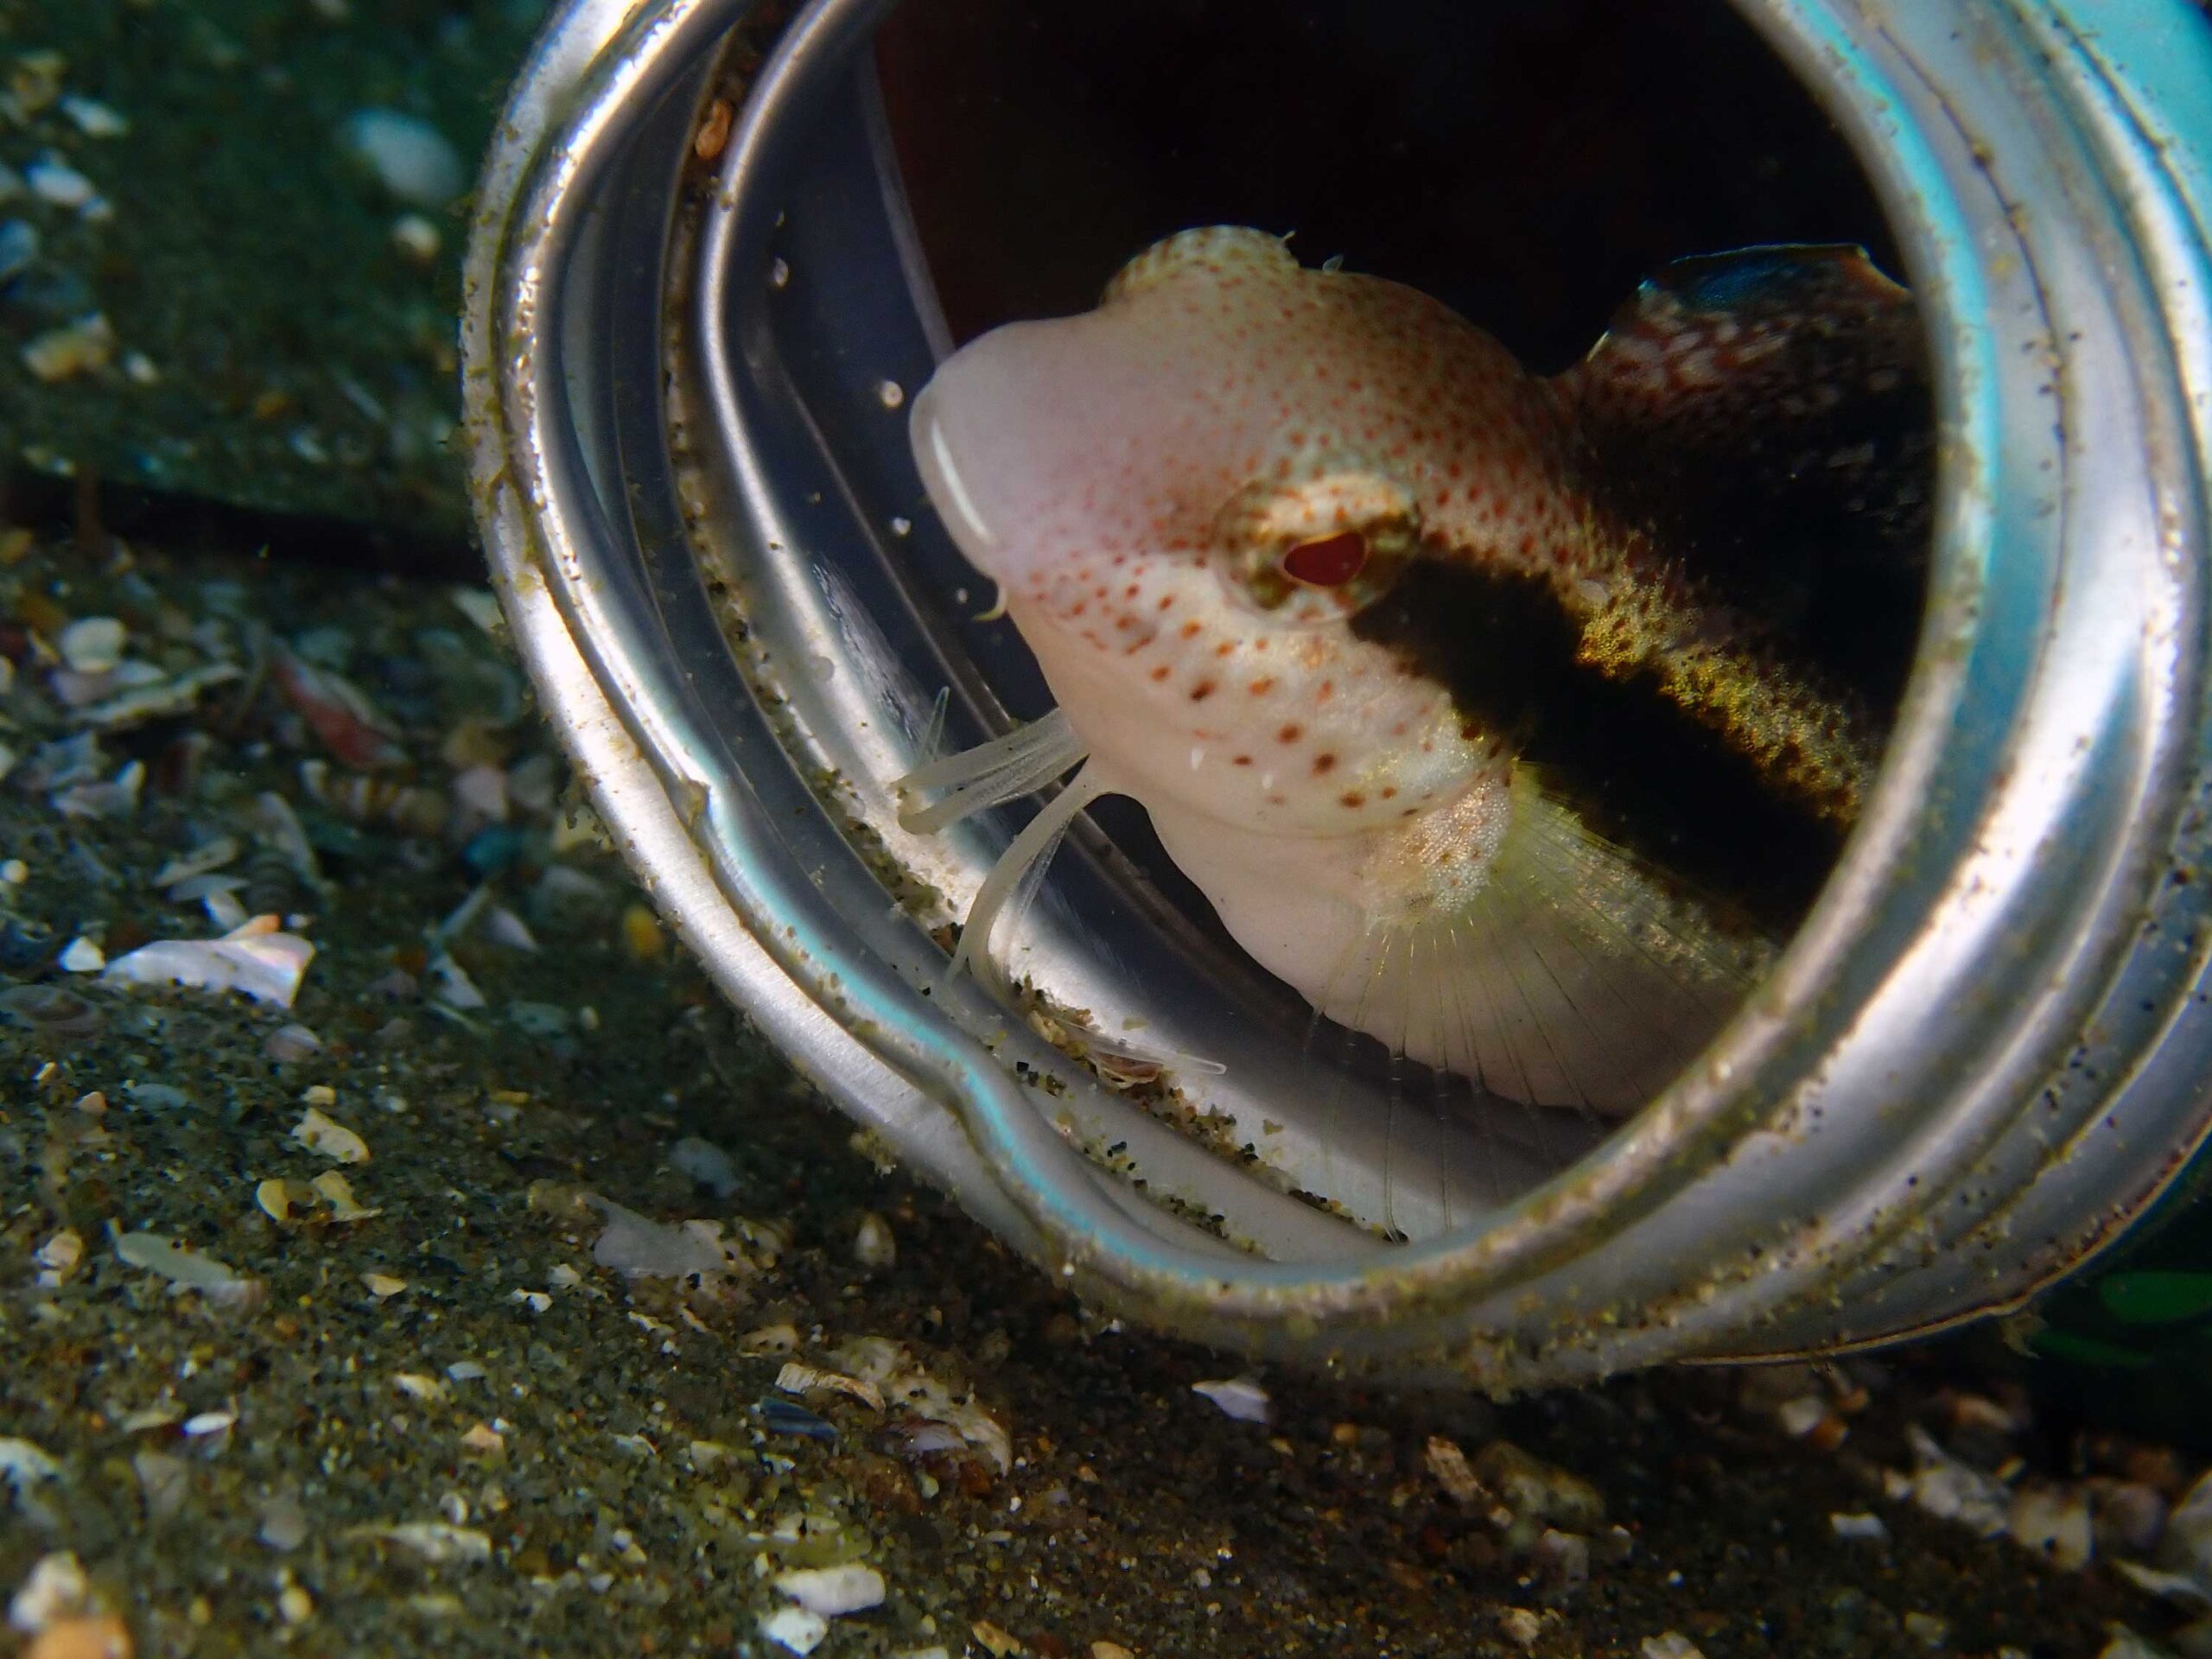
[2095, 1269, 2212, 1326]
[2026, 1327, 2158, 1369]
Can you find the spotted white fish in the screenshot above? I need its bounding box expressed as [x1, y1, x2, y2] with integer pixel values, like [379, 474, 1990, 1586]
[900, 226, 1924, 1113]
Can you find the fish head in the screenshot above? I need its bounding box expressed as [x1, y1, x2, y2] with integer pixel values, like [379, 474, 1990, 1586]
[912, 226, 1576, 836]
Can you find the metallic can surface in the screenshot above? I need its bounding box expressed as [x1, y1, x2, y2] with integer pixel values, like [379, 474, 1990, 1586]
[463, 0, 2212, 1388]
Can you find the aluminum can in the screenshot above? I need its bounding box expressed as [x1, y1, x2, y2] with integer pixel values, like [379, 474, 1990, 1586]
[463, 0, 2212, 1389]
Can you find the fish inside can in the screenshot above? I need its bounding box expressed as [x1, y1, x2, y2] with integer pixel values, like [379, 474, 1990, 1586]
[866, 0, 1931, 1214]
[467, 0, 2212, 1382]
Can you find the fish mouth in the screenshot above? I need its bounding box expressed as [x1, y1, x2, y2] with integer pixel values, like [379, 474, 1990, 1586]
[908, 376, 1003, 574]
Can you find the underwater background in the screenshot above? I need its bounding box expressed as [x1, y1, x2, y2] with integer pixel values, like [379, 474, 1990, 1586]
[2, 1, 2211, 1655]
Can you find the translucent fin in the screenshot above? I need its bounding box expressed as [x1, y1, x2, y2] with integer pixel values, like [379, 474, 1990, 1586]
[948, 761, 1107, 990]
[916, 685, 950, 767]
[895, 706, 1088, 835]
[1319, 771, 1771, 1117]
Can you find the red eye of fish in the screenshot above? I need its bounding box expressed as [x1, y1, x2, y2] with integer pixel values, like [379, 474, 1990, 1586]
[1281, 531, 1369, 588]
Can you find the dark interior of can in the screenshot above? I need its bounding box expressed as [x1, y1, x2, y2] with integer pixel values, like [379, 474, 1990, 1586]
[843, 0, 1929, 1212]
[876, 0, 1904, 359]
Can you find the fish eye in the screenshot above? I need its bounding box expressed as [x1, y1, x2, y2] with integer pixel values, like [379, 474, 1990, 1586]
[1281, 531, 1369, 588]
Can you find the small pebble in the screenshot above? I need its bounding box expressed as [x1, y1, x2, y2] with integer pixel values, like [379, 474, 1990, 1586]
[356, 1522, 491, 1564]
[620, 902, 665, 961]
[60, 97, 128, 138]
[9, 1551, 88, 1632]
[1830, 1511, 1891, 1542]
[337, 109, 465, 208]
[264, 1023, 321, 1062]
[24, 155, 96, 209]
[852, 1211, 897, 1269]
[775, 1563, 886, 1617]
[1191, 1376, 1272, 1425]
[759, 1606, 829, 1656]
[1903, 1611, 1949, 1648]
[1533, 1527, 1590, 1586]
[0, 219, 35, 284]
[291, 1106, 370, 1163]
[55, 938, 103, 973]
[670, 1135, 741, 1198]
[22, 315, 116, 383]
[2009, 1481, 2094, 1573]
[1495, 1608, 1542, 1649]
[389, 213, 441, 263]
[258, 1495, 310, 1551]
[1641, 1637, 1707, 1659]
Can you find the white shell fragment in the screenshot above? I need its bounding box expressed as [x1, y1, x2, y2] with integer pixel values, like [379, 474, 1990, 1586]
[349, 1522, 493, 1564]
[758, 1605, 830, 1655]
[2008, 1482, 2094, 1573]
[8, 1550, 88, 1632]
[104, 914, 315, 1007]
[152, 836, 242, 887]
[1830, 1511, 1891, 1542]
[291, 1107, 371, 1164]
[775, 1563, 887, 1617]
[55, 616, 126, 674]
[111, 1230, 259, 1306]
[0, 1439, 63, 1496]
[56, 938, 104, 973]
[852, 1211, 897, 1269]
[60, 97, 129, 138]
[778, 1362, 885, 1413]
[22, 313, 116, 384]
[669, 1135, 740, 1198]
[78, 662, 241, 730]
[2098, 1628, 2174, 1659]
[1426, 1436, 1484, 1505]
[1190, 1376, 1273, 1424]
[310, 1171, 380, 1221]
[1902, 1424, 2012, 1538]
[337, 109, 466, 208]
[589, 1198, 747, 1281]
[34, 1230, 82, 1285]
[427, 950, 486, 1011]
[265, 1022, 323, 1063]
[24, 154, 95, 208]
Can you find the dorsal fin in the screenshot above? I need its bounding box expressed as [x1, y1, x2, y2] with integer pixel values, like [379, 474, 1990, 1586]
[1556, 243, 1935, 714]
[1561, 243, 1922, 447]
